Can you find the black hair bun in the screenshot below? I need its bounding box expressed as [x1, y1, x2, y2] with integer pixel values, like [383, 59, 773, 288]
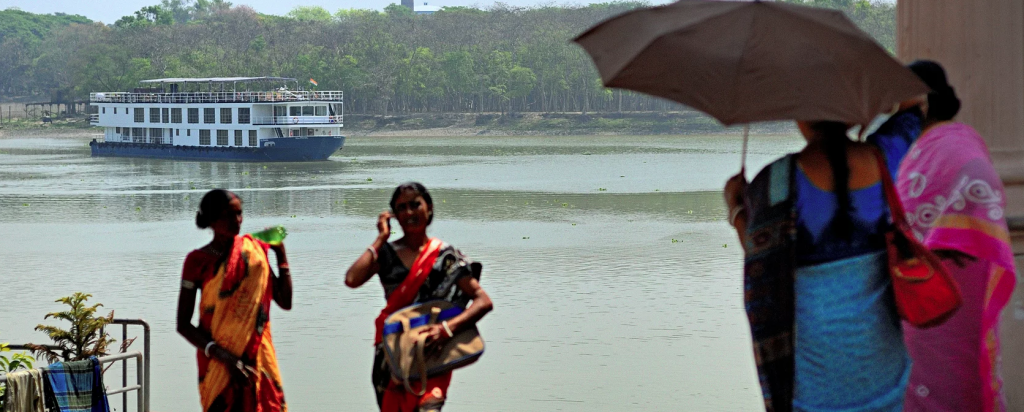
[908, 60, 961, 121]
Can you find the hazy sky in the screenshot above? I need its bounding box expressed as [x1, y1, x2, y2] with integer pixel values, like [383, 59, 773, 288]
[1, 0, 645, 24]
[2, 0, 896, 25]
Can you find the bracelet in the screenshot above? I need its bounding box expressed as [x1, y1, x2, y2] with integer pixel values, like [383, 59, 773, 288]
[441, 320, 454, 338]
[367, 246, 378, 262]
[204, 341, 216, 357]
[728, 205, 747, 227]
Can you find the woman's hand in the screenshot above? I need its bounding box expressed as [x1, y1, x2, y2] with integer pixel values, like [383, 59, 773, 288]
[377, 211, 393, 242]
[723, 173, 748, 211]
[269, 241, 287, 263]
[211, 345, 256, 385]
[935, 249, 977, 269]
[420, 324, 452, 355]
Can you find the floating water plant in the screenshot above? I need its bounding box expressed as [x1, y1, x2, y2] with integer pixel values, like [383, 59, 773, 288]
[598, 188, 607, 191]
[367, 178, 373, 182]
[522, 236, 530, 239]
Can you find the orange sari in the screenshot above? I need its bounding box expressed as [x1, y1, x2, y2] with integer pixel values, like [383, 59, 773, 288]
[197, 235, 286, 412]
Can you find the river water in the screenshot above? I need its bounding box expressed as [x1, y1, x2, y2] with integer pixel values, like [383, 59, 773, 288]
[0, 133, 803, 411]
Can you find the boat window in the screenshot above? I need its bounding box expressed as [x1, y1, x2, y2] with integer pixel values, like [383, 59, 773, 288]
[150, 108, 161, 123]
[249, 130, 257, 147]
[221, 108, 232, 124]
[176, 129, 180, 137]
[102, 107, 106, 114]
[204, 108, 215, 124]
[162, 108, 170, 124]
[234, 130, 242, 146]
[114, 108, 118, 114]
[171, 108, 182, 123]
[187, 130, 191, 137]
[275, 106, 287, 117]
[302, 106, 314, 116]
[199, 130, 211, 145]
[315, 106, 327, 116]
[116, 127, 120, 133]
[217, 130, 228, 146]
[134, 108, 144, 123]
[238, 108, 250, 124]
[289, 106, 300, 116]
[188, 108, 199, 124]
[132, 128, 146, 143]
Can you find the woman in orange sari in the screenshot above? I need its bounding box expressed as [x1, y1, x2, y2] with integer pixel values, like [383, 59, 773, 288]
[177, 189, 292, 412]
[346, 182, 493, 412]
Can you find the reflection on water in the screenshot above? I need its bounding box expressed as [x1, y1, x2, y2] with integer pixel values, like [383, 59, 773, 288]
[0, 134, 801, 411]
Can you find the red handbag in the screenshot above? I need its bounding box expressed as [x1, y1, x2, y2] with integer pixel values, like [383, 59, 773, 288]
[873, 149, 962, 328]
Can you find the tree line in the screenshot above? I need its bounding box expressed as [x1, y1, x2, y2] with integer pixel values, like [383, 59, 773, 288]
[0, 0, 895, 115]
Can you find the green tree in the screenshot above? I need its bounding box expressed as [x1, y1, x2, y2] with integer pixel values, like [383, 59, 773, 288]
[286, 6, 333, 22]
[114, 5, 174, 28]
[29, 293, 117, 364]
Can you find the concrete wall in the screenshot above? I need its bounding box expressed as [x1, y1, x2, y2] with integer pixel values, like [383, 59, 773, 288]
[898, 1, 1024, 409]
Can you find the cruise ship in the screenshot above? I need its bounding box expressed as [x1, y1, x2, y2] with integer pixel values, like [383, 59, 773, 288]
[89, 77, 345, 162]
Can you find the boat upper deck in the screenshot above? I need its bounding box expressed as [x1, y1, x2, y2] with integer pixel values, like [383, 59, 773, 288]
[90, 90, 344, 105]
[90, 77, 342, 105]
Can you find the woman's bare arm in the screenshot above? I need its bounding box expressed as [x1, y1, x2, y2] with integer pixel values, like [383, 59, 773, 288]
[445, 277, 493, 333]
[346, 211, 391, 288]
[269, 243, 292, 310]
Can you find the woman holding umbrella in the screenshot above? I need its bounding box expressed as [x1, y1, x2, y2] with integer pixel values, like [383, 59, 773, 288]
[724, 122, 910, 411]
[573, 2, 932, 411]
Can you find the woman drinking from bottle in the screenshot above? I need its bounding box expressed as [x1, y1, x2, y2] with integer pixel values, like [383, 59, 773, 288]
[345, 182, 493, 412]
[177, 189, 292, 412]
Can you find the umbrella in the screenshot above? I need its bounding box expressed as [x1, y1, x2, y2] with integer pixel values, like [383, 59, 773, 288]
[573, 0, 929, 128]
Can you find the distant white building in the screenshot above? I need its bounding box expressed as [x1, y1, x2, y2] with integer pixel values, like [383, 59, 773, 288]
[415, 2, 441, 14]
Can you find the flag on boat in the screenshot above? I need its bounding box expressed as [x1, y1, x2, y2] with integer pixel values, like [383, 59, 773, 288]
[309, 78, 318, 86]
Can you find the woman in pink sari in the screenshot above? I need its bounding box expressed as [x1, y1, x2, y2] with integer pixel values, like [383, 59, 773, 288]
[898, 60, 1017, 412]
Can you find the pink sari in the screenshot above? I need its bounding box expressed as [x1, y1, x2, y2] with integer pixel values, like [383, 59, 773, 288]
[897, 123, 1017, 412]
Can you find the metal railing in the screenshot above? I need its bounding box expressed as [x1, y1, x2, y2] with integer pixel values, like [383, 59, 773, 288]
[89, 114, 99, 124]
[2, 318, 151, 412]
[110, 319, 151, 412]
[252, 115, 344, 125]
[0, 352, 145, 412]
[90, 90, 344, 104]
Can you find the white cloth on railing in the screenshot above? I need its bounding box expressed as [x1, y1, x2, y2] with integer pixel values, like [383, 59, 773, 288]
[3, 369, 46, 412]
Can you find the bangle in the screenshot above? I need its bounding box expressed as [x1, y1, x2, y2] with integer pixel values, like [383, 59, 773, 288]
[367, 246, 378, 262]
[728, 205, 747, 227]
[204, 341, 216, 357]
[441, 320, 454, 338]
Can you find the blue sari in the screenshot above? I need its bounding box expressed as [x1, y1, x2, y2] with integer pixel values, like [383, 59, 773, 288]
[743, 157, 910, 412]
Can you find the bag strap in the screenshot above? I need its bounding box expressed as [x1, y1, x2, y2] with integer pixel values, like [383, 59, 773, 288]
[402, 334, 429, 396]
[870, 148, 907, 226]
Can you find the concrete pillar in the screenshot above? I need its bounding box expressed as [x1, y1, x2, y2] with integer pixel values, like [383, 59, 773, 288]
[898, 1, 1024, 408]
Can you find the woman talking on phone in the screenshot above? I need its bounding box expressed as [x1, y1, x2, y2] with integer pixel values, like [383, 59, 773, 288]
[345, 182, 493, 412]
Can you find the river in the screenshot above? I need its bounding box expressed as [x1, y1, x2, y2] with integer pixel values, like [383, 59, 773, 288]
[0, 133, 803, 411]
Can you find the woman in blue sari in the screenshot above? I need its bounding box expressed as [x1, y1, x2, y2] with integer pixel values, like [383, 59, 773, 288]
[724, 121, 910, 412]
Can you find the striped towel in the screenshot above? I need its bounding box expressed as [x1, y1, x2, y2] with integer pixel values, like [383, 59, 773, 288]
[43, 357, 109, 412]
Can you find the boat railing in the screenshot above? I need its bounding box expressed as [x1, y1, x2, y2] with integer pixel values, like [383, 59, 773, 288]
[89, 91, 344, 104]
[252, 115, 344, 126]
[89, 114, 100, 124]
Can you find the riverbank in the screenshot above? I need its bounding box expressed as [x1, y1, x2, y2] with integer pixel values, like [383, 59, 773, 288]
[1, 111, 795, 138]
[344, 111, 793, 136]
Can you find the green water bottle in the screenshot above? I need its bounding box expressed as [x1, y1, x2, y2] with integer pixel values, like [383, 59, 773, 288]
[250, 225, 287, 245]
